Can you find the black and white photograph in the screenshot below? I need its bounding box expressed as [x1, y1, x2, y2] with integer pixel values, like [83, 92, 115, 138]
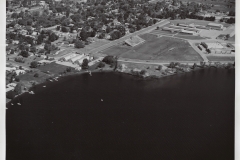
[2, 0, 238, 159]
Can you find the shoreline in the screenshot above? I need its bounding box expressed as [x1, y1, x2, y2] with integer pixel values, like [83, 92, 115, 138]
[6, 62, 235, 104]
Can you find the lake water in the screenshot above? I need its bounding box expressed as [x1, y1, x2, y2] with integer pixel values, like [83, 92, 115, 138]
[6, 68, 235, 160]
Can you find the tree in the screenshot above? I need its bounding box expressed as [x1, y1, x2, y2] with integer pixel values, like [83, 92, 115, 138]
[102, 56, 115, 65]
[74, 40, 85, 48]
[169, 62, 175, 69]
[20, 50, 29, 58]
[44, 43, 51, 51]
[192, 63, 197, 69]
[49, 33, 57, 42]
[30, 46, 37, 53]
[106, 26, 111, 33]
[14, 83, 22, 95]
[97, 62, 105, 68]
[80, 29, 88, 41]
[34, 73, 39, 77]
[61, 26, 68, 32]
[15, 77, 20, 82]
[157, 65, 162, 70]
[10, 49, 15, 54]
[11, 12, 18, 19]
[6, 90, 16, 99]
[140, 70, 146, 75]
[81, 59, 89, 69]
[37, 35, 44, 44]
[30, 61, 38, 68]
[66, 67, 72, 72]
[56, 26, 60, 31]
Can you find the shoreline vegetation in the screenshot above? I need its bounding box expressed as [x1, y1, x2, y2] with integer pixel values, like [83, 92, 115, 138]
[6, 56, 235, 104]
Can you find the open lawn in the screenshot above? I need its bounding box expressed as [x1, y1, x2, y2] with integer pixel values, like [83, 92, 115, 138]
[103, 34, 203, 61]
[150, 30, 177, 36]
[139, 33, 158, 41]
[37, 62, 73, 75]
[228, 35, 235, 42]
[206, 56, 235, 61]
[17, 71, 51, 89]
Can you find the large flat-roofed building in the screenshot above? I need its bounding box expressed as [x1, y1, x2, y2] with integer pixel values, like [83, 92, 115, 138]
[162, 27, 180, 32]
[207, 23, 224, 30]
[62, 53, 77, 61]
[180, 30, 197, 35]
[206, 42, 224, 49]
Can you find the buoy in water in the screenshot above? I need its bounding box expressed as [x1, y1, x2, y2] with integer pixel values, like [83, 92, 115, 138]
[101, 99, 103, 101]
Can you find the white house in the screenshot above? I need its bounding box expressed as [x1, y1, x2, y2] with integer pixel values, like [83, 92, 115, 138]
[69, 54, 85, 63]
[62, 53, 77, 61]
[15, 70, 26, 75]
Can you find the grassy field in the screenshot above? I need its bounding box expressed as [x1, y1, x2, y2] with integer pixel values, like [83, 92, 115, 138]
[150, 30, 177, 36]
[102, 34, 203, 61]
[37, 62, 72, 75]
[206, 56, 235, 61]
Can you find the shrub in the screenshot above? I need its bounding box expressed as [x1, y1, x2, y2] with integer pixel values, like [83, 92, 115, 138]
[15, 57, 25, 63]
[15, 77, 20, 82]
[66, 67, 72, 72]
[20, 50, 29, 58]
[140, 70, 146, 75]
[74, 40, 85, 48]
[30, 61, 38, 68]
[6, 90, 16, 99]
[97, 62, 105, 68]
[81, 59, 89, 69]
[10, 49, 14, 54]
[14, 83, 22, 95]
[34, 73, 39, 77]
[102, 56, 115, 65]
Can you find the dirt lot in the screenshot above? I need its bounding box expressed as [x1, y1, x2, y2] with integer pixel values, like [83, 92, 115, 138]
[102, 34, 203, 61]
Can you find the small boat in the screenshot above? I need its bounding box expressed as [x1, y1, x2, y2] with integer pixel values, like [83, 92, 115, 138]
[49, 79, 53, 82]
[89, 71, 92, 76]
[17, 103, 21, 105]
[11, 103, 14, 105]
[29, 91, 35, 94]
[101, 99, 103, 102]
[43, 86, 46, 87]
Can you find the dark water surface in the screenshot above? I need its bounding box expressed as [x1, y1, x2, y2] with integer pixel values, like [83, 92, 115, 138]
[6, 69, 235, 160]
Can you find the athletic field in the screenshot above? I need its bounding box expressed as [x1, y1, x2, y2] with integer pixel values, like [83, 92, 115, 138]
[102, 34, 203, 61]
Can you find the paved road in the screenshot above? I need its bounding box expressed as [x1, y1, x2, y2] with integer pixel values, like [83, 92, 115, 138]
[87, 20, 170, 54]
